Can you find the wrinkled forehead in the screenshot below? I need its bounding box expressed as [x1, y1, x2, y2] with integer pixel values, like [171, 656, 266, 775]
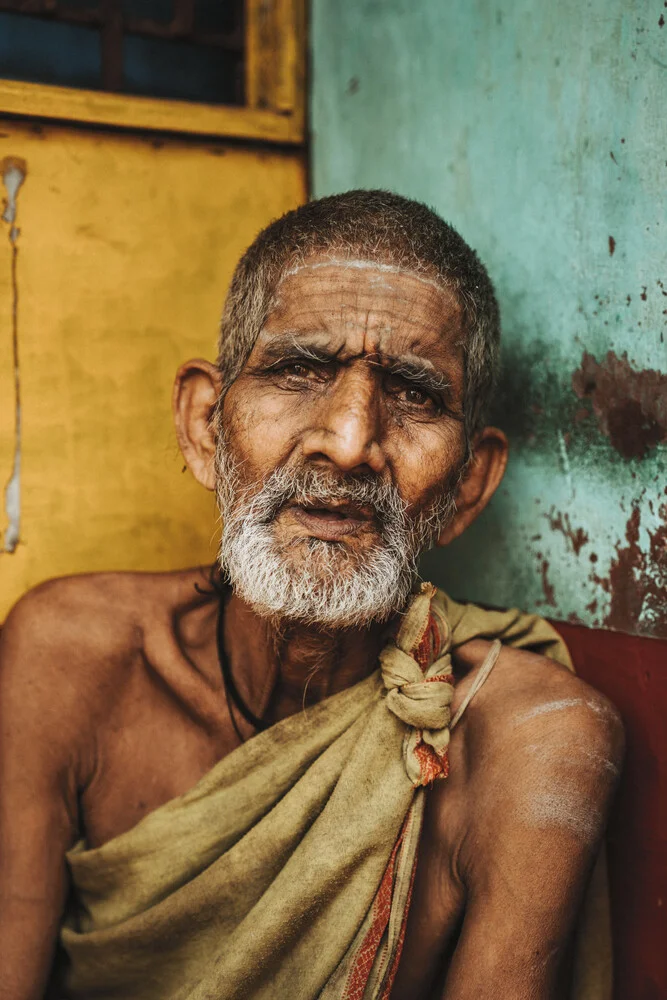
[257, 256, 464, 362]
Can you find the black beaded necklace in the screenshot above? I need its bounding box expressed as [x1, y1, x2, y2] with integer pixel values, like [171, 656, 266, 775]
[216, 590, 269, 736]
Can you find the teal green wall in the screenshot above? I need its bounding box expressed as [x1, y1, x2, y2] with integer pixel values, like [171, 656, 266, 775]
[311, 0, 667, 638]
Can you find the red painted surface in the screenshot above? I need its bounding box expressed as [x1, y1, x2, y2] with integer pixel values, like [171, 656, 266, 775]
[553, 621, 667, 1000]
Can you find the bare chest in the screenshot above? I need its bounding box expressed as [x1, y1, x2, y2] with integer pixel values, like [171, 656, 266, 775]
[79, 663, 242, 848]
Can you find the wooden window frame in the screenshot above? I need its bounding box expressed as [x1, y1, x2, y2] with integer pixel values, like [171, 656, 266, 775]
[0, 0, 305, 143]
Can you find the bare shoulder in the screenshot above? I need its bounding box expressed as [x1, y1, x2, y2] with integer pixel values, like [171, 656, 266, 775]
[462, 640, 625, 775]
[0, 568, 208, 747]
[1, 566, 209, 654]
[3, 572, 140, 646]
[449, 639, 624, 876]
[2, 572, 148, 679]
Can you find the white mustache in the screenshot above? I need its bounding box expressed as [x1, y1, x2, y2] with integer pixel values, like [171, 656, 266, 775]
[235, 467, 407, 532]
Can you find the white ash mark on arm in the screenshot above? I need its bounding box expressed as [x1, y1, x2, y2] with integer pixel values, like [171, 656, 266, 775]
[524, 741, 621, 777]
[508, 691, 622, 844]
[580, 747, 620, 776]
[515, 744, 610, 843]
[514, 697, 590, 724]
[522, 790, 603, 844]
[514, 693, 619, 727]
[585, 696, 619, 721]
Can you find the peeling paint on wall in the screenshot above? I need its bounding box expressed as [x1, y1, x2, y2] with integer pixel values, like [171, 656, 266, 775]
[1, 155, 26, 555]
[605, 496, 667, 635]
[572, 352, 667, 461]
[313, 0, 667, 638]
[546, 509, 589, 557]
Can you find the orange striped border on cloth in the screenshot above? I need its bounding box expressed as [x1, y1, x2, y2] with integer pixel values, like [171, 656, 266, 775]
[336, 602, 453, 999]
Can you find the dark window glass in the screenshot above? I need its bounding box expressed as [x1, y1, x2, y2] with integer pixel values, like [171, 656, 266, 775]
[0, 0, 244, 105]
[0, 12, 101, 91]
[123, 34, 239, 104]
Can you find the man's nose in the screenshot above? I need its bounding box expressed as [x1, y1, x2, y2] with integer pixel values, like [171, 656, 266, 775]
[300, 369, 386, 475]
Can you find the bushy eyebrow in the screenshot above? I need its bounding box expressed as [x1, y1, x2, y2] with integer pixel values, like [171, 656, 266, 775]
[257, 336, 340, 366]
[261, 334, 451, 380]
[252, 335, 457, 414]
[374, 357, 452, 396]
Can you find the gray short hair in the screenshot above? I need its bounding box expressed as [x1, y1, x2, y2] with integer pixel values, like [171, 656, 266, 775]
[217, 189, 500, 441]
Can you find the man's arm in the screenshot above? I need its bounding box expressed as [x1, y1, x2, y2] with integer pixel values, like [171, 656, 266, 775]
[0, 586, 85, 1000]
[442, 675, 624, 1000]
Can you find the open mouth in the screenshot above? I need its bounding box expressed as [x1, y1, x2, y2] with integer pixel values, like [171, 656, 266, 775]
[286, 501, 376, 541]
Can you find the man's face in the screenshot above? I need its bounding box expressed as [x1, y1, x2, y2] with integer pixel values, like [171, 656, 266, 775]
[216, 259, 468, 628]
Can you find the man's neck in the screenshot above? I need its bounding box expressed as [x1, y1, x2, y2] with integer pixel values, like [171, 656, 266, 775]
[222, 590, 389, 725]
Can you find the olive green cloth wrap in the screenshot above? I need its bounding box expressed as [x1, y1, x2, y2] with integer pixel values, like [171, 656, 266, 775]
[60, 588, 611, 999]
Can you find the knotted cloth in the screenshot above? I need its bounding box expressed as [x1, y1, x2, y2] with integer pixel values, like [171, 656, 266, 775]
[59, 586, 611, 1000]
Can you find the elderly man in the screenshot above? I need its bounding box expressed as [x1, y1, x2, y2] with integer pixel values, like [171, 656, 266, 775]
[0, 191, 622, 1000]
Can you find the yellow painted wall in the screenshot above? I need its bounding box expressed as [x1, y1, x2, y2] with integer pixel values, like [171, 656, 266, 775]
[0, 119, 305, 618]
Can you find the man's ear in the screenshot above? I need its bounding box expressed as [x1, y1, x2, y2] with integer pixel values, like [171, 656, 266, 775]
[173, 359, 222, 492]
[436, 426, 508, 546]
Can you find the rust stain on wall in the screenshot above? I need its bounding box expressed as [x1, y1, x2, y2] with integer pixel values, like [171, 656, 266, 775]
[601, 497, 667, 637]
[572, 351, 667, 460]
[546, 507, 589, 555]
[539, 558, 557, 606]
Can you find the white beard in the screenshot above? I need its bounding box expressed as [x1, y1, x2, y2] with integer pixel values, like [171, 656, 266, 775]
[215, 441, 457, 630]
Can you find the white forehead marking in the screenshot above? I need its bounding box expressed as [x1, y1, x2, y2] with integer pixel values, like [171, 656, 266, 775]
[277, 257, 447, 295]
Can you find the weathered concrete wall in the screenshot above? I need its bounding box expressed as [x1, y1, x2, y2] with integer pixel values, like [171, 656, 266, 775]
[311, 0, 667, 637]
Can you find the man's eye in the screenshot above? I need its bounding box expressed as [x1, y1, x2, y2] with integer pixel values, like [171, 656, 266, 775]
[385, 373, 441, 413]
[280, 362, 314, 378]
[402, 387, 430, 406]
[386, 375, 439, 411]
